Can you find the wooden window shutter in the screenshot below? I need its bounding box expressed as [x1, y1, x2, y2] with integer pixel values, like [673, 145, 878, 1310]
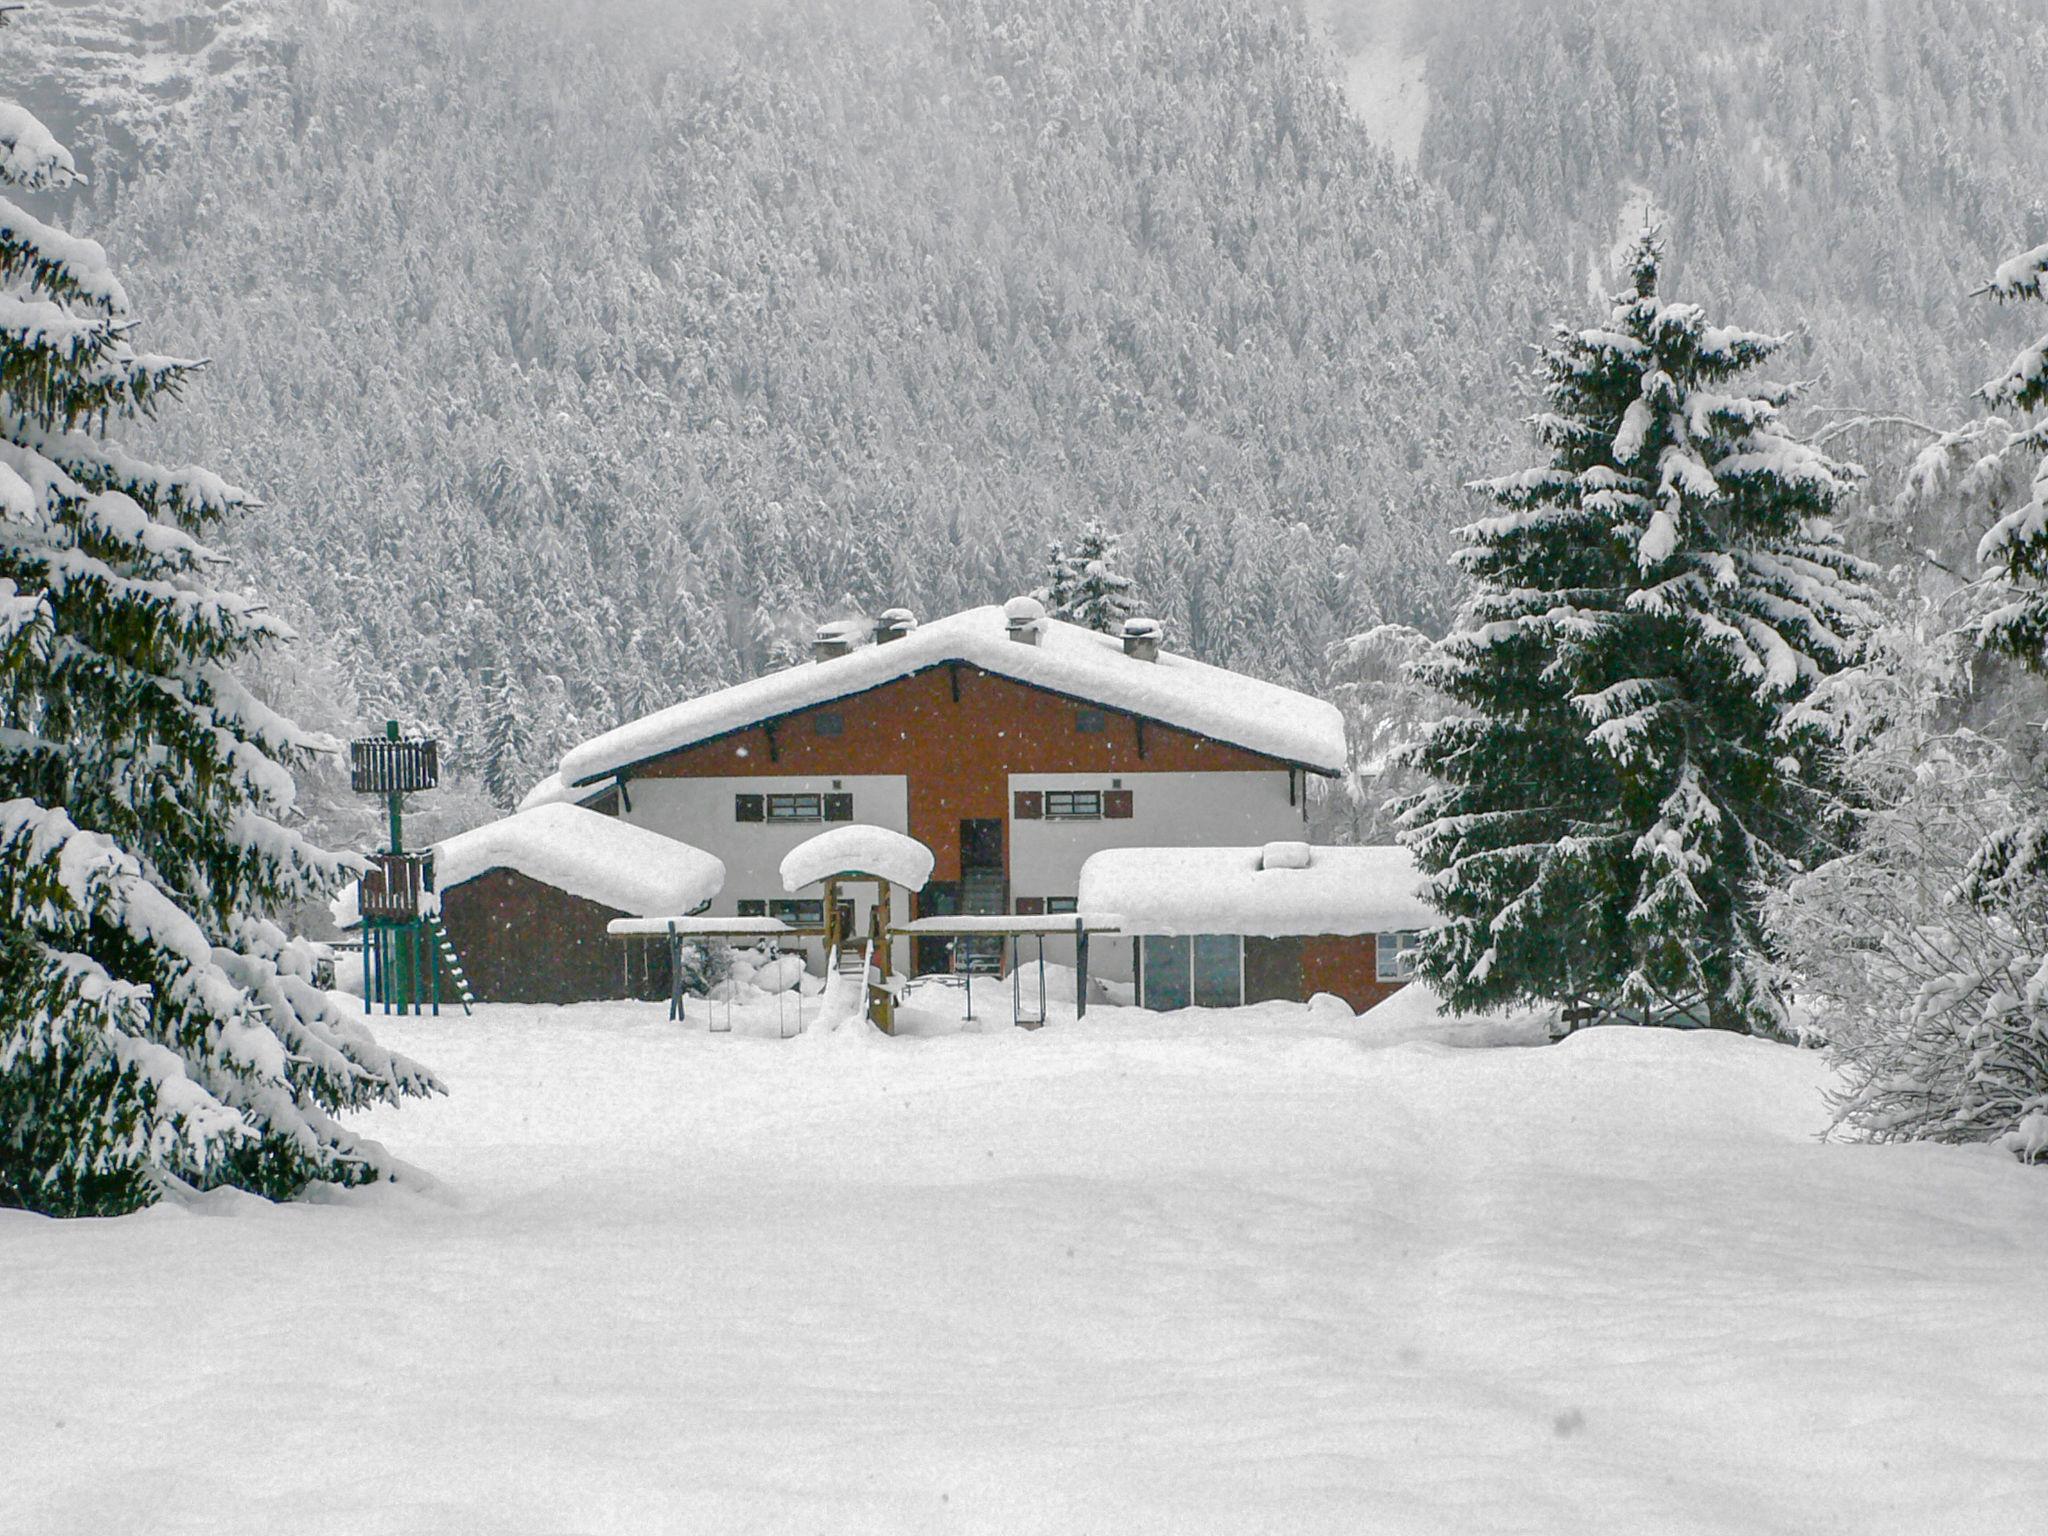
[1013, 790, 1043, 820]
[1015, 896, 1046, 916]
[823, 792, 854, 822]
[1104, 789, 1134, 819]
[736, 899, 767, 917]
[735, 793, 765, 823]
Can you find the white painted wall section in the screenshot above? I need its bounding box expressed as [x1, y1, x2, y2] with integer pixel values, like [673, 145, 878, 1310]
[622, 775, 913, 973]
[1008, 770, 1303, 980]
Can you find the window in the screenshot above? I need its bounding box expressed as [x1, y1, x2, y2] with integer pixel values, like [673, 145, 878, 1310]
[812, 712, 844, 737]
[1044, 790, 1102, 820]
[1075, 708, 1107, 734]
[1046, 896, 1078, 915]
[769, 899, 825, 926]
[766, 793, 823, 822]
[736, 899, 767, 918]
[1377, 930, 1421, 982]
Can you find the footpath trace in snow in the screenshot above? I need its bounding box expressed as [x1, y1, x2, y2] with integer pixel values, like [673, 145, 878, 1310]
[4, 998, 2044, 1535]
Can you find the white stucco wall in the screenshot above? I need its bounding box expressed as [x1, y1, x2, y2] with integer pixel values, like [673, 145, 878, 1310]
[1008, 770, 1305, 981]
[621, 775, 913, 973]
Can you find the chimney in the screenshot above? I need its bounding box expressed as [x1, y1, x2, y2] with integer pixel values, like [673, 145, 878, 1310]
[1121, 616, 1163, 662]
[874, 607, 918, 644]
[1003, 595, 1047, 646]
[812, 624, 853, 662]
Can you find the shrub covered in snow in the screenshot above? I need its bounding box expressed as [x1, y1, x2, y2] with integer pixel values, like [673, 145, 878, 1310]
[1768, 614, 2048, 1161]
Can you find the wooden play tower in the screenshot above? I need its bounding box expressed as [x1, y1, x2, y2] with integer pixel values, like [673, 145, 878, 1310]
[351, 720, 474, 1015]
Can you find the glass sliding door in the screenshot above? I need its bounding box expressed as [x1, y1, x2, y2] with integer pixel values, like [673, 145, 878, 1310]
[1141, 936, 1191, 1011]
[1191, 934, 1243, 1008]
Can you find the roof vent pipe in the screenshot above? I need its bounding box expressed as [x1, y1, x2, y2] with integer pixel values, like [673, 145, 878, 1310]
[874, 607, 918, 644]
[812, 625, 854, 662]
[1003, 594, 1047, 647]
[1121, 616, 1163, 662]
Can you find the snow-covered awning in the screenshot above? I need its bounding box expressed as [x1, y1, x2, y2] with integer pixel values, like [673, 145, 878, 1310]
[779, 825, 934, 893]
[606, 915, 799, 938]
[556, 603, 1347, 784]
[894, 913, 1124, 935]
[1076, 843, 1433, 937]
[333, 804, 725, 927]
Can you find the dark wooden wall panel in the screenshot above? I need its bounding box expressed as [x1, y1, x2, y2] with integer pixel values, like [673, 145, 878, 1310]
[439, 867, 665, 1005]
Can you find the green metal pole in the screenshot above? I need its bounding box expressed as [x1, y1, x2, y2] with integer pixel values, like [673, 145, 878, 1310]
[385, 718, 404, 855]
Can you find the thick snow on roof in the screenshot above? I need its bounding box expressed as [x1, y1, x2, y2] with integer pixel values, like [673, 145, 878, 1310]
[1077, 843, 1433, 937]
[334, 804, 724, 927]
[780, 825, 934, 893]
[558, 604, 1347, 783]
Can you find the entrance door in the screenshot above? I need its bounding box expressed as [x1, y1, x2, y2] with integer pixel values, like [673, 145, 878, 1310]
[957, 817, 1006, 972]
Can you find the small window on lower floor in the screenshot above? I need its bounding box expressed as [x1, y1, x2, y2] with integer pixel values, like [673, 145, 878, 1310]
[769, 899, 824, 926]
[1046, 896, 1078, 915]
[767, 792, 823, 822]
[1045, 789, 1101, 820]
[1377, 930, 1421, 982]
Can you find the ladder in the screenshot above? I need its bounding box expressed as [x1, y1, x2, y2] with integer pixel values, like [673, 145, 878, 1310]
[424, 913, 476, 1014]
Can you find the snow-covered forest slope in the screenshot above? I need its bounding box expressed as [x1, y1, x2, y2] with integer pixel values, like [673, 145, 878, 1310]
[13, 0, 2047, 827]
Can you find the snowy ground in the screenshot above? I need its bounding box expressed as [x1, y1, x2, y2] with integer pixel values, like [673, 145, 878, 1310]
[5, 989, 2045, 1534]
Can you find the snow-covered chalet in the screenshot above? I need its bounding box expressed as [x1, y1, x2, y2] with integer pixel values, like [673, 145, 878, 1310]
[532, 598, 1415, 1008]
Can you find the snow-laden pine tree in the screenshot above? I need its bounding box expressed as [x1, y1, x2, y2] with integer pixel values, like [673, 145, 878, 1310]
[1404, 234, 1873, 1034]
[1039, 520, 1140, 634]
[0, 45, 437, 1216]
[481, 664, 531, 811]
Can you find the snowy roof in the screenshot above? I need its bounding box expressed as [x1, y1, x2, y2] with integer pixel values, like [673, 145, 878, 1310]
[557, 604, 1347, 784]
[1076, 843, 1433, 937]
[333, 805, 724, 927]
[516, 771, 614, 813]
[779, 825, 934, 893]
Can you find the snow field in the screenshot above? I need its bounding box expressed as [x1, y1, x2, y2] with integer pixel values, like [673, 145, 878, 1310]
[4, 999, 2045, 1534]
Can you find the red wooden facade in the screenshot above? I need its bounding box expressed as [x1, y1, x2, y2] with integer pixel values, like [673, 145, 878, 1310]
[620, 662, 1302, 884]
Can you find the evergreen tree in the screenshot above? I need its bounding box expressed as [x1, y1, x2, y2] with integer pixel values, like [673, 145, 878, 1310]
[1039, 519, 1140, 633]
[1403, 235, 1872, 1034]
[1975, 240, 2048, 664]
[481, 664, 532, 811]
[0, 28, 437, 1216]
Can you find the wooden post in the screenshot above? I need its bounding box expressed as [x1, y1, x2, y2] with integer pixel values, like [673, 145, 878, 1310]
[1075, 920, 1089, 1021]
[871, 882, 894, 1035]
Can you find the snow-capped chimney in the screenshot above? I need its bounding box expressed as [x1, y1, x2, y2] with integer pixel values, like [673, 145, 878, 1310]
[812, 624, 854, 662]
[1004, 594, 1047, 647]
[874, 607, 918, 645]
[1121, 616, 1163, 662]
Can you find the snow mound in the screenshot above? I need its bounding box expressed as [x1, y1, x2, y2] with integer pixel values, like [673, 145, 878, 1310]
[780, 825, 934, 893]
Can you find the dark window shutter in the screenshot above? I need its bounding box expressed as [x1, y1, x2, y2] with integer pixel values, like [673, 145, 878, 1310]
[1015, 896, 1046, 916]
[1104, 789, 1134, 819]
[1013, 790, 1043, 820]
[823, 792, 854, 822]
[735, 793, 765, 822]
[736, 899, 767, 917]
